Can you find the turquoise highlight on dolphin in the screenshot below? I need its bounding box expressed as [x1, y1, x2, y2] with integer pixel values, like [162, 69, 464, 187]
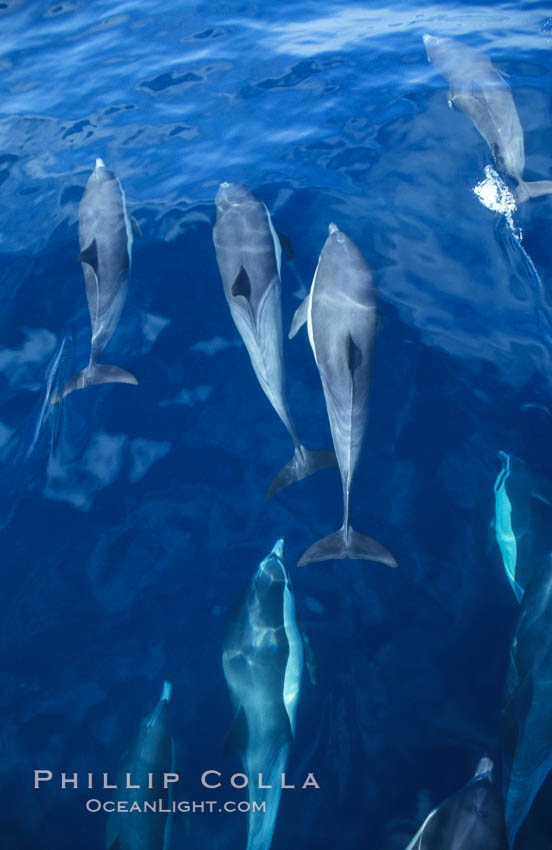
[423, 34, 552, 204]
[493, 451, 552, 602]
[290, 223, 396, 568]
[105, 679, 174, 850]
[222, 538, 316, 850]
[213, 182, 336, 498]
[58, 157, 139, 401]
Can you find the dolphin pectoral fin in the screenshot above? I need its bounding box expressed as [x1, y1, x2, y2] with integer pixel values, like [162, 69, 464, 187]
[298, 527, 397, 567]
[533, 475, 552, 505]
[302, 631, 318, 686]
[223, 706, 248, 759]
[62, 364, 138, 399]
[288, 296, 309, 339]
[231, 266, 251, 299]
[277, 230, 294, 262]
[515, 180, 552, 203]
[78, 238, 98, 273]
[266, 446, 337, 499]
[130, 215, 142, 237]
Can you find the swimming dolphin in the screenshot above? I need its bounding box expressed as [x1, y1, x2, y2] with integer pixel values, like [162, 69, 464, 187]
[403, 757, 507, 849]
[105, 680, 174, 850]
[423, 34, 552, 203]
[493, 451, 552, 602]
[503, 551, 552, 846]
[289, 223, 396, 568]
[213, 182, 336, 498]
[222, 539, 316, 850]
[59, 157, 139, 400]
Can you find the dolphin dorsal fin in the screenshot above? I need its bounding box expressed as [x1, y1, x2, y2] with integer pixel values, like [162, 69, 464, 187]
[78, 238, 98, 273]
[289, 295, 309, 339]
[231, 267, 251, 300]
[108, 838, 120, 850]
[346, 333, 362, 373]
[223, 706, 248, 758]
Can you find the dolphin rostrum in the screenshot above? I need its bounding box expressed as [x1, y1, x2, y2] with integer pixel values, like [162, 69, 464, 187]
[222, 538, 316, 850]
[423, 34, 552, 204]
[106, 680, 174, 850]
[213, 182, 336, 498]
[60, 157, 139, 400]
[289, 223, 396, 568]
[403, 757, 507, 849]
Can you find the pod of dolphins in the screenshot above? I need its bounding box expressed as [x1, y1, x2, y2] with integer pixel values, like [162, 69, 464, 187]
[37, 30, 552, 850]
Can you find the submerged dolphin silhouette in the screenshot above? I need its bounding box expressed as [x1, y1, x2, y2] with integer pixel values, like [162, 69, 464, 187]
[290, 223, 396, 568]
[503, 551, 552, 846]
[423, 34, 552, 204]
[404, 757, 507, 849]
[106, 680, 174, 850]
[222, 539, 316, 850]
[213, 182, 336, 498]
[59, 157, 139, 401]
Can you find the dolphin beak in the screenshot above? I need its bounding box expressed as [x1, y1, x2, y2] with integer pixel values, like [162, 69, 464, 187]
[473, 756, 493, 782]
[256, 539, 287, 585]
[422, 33, 437, 54]
[270, 538, 285, 559]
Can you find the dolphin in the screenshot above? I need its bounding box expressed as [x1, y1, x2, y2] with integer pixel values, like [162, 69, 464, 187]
[59, 157, 139, 401]
[213, 182, 336, 498]
[105, 680, 174, 850]
[403, 757, 507, 850]
[423, 34, 552, 204]
[502, 552, 552, 846]
[493, 451, 552, 602]
[222, 538, 316, 850]
[289, 223, 396, 568]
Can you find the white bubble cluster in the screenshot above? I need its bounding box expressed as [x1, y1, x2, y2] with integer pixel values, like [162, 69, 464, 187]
[474, 166, 522, 241]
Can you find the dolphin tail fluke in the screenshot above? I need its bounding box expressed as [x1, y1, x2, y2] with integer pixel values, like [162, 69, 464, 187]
[60, 364, 138, 399]
[515, 180, 552, 203]
[298, 526, 397, 567]
[266, 446, 337, 499]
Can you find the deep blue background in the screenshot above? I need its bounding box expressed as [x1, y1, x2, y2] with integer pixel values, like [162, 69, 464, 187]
[1, 1, 552, 848]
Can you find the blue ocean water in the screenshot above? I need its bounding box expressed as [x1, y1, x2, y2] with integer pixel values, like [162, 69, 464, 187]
[2, 1, 552, 848]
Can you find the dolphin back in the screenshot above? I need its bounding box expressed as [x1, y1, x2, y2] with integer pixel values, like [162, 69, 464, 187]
[63, 159, 139, 401]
